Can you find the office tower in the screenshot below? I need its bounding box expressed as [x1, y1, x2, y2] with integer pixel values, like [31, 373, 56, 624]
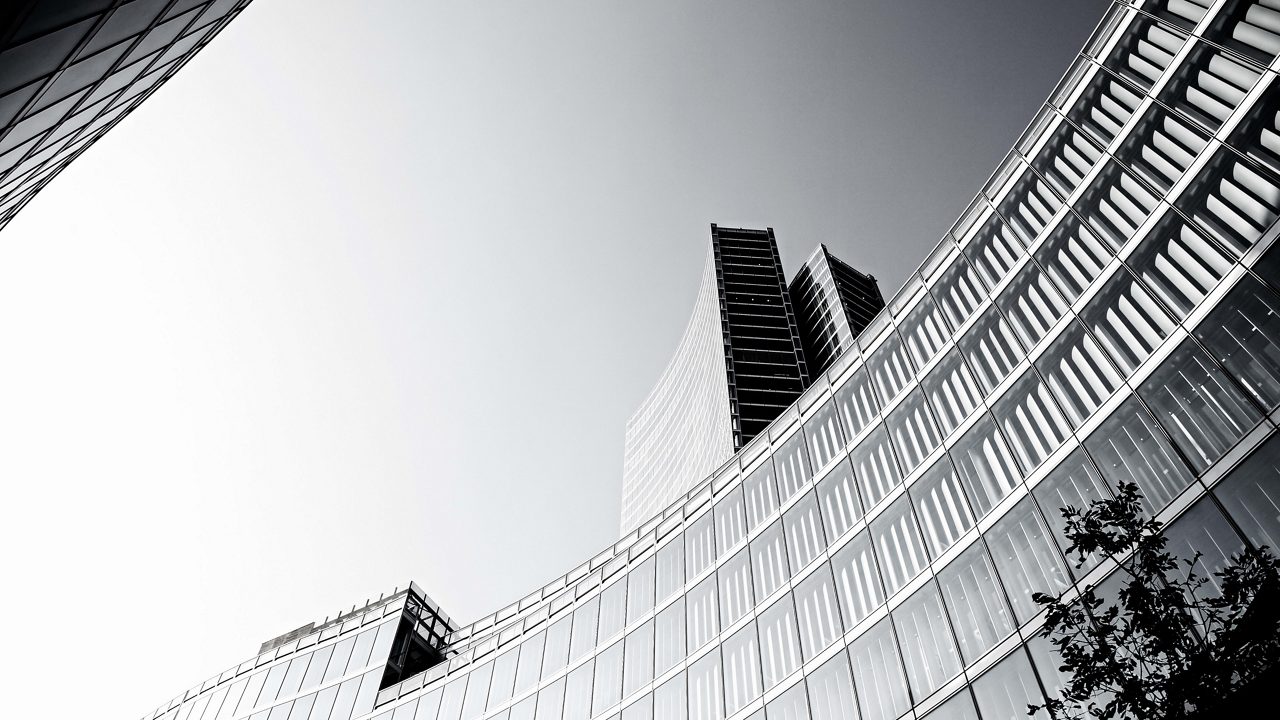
[711, 225, 811, 448]
[621, 225, 811, 535]
[789, 244, 886, 379]
[0, 0, 252, 232]
[621, 251, 736, 536]
[144, 3, 1280, 720]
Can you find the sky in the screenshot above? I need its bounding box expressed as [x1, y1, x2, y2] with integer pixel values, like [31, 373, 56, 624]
[0, 1, 1108, 716]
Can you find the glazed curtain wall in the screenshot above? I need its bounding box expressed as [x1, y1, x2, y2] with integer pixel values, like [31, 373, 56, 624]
[138, 1, 1280, 720]
[0, 0, 252, 230]
[364, 2, 1280, 720]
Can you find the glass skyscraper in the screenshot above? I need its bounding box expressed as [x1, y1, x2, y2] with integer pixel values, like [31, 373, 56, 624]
[144, 2, 1280, 720]
[623, 226, 880, 535]
[0, 0, 253, 231]
[788, 245, 885, 380]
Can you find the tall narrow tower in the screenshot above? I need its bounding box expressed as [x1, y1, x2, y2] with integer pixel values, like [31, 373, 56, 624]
[710, 224, 810, 448]
[789, 244, 886, 379]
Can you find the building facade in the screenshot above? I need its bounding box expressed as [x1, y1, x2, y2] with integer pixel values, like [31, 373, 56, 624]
[788, 245, 885, 380]
[622, 251, 737, 536]
[0, 0, 252, 232]
[145, 2, 1280, 720]
[711, 225, 811, 451]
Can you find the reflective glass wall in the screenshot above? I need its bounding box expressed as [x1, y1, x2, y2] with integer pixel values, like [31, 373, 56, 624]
[0, 0, 252, 230]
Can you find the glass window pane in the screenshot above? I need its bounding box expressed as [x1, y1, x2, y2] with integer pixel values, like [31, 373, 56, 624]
[871, 496, 930, 595]
[1035, 213, 1113, 302]
[1032, 447, 1111, 571]
[654, 673, 686, 720]
[1035, 320, 1123, 427]
[764, 681, 808, 720]
[570, 597, 599, 663]
[687, 648, 723, 720]
[718, 546, 754, 627]
[959, 307, 1025, 394]
[461, 663, 492, 720]
[830, 530, 885, 626]
[992, 371, 1072, 474]
[986, 497, 1070, 623]
[600, 579, 627, 642]
[565, 660, 593, 720]
[655, 599, 686, 676]
[1213, 433, 1280, 550]
[850, 424, 902, 509]
[534, 677, 566, 720]
[623, 621, 655, 698]
[971, 650, 1044, 720]
[848, 619, 910, 720]
[783, 492, 827, 571]
[887, 389, 942, 473]
[933, 254, 989, 328]
[714, 487, 748, 556]
[438, 677, 467, 720]
[542, 617, 571, 679]
[900, 294, 952, 368]
[938, 543, 1016, 663]
[627, 558, 656, 624]
[1194, 274, 1280, 411]
[910, 455, 976, 557]
[594, 644, 625, 717]
[1138, 338, 1262, 472]
[816, 459, 862, 540]
[1085, 395, 1194, 514]
[793, 564, 843, 661]
[1164, 498, 1246, 600]
[686, 574, 719, 654]
[806, 652, 858, 720]
[751, 521, 790, 600]
[686, 512, 717, 581]
[997, 262, 1068, 349]
[744, 461, 780, 531]
[1026, 635, 1068, 704]
[775, 431, 813, 503]
[488, 648, 519, 710]
[806, 398, 847, 470]
[514, 632, 545, 695]
[834, 366, 879, 438]
[757, 595, 801, 690]
[1080, 267, 1176, 375]
[722, 622, 762, 716]
[869, 334, 914, 404]
[952, 416, 1024, 518]
[658, 537, 686, 603]
[893, 582, 962, 699]
[922, 349, 983, 437]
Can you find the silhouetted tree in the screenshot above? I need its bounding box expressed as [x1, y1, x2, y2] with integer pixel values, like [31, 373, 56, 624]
[1029, 481, 1280, 720]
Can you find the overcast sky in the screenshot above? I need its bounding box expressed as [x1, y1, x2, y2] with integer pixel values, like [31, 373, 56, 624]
[0, 1, 1108, 716]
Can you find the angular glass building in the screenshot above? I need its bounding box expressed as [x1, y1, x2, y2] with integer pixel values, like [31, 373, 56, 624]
[710, 225, 811, 450]
[145, 2, 1280, 720]
[788, 245, 885, 380]
[622, 227, 878, 535]
[0, 0, 252, 231]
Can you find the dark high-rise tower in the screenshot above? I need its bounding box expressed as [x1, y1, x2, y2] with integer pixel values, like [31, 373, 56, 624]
[789, 244, 886, 378]
[710, 224, 810, 449]
[0, 0, 253, 232]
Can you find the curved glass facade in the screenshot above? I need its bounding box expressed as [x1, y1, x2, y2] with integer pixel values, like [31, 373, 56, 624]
[622, 250, 736, 535]
[142, 2, 1280, 720]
